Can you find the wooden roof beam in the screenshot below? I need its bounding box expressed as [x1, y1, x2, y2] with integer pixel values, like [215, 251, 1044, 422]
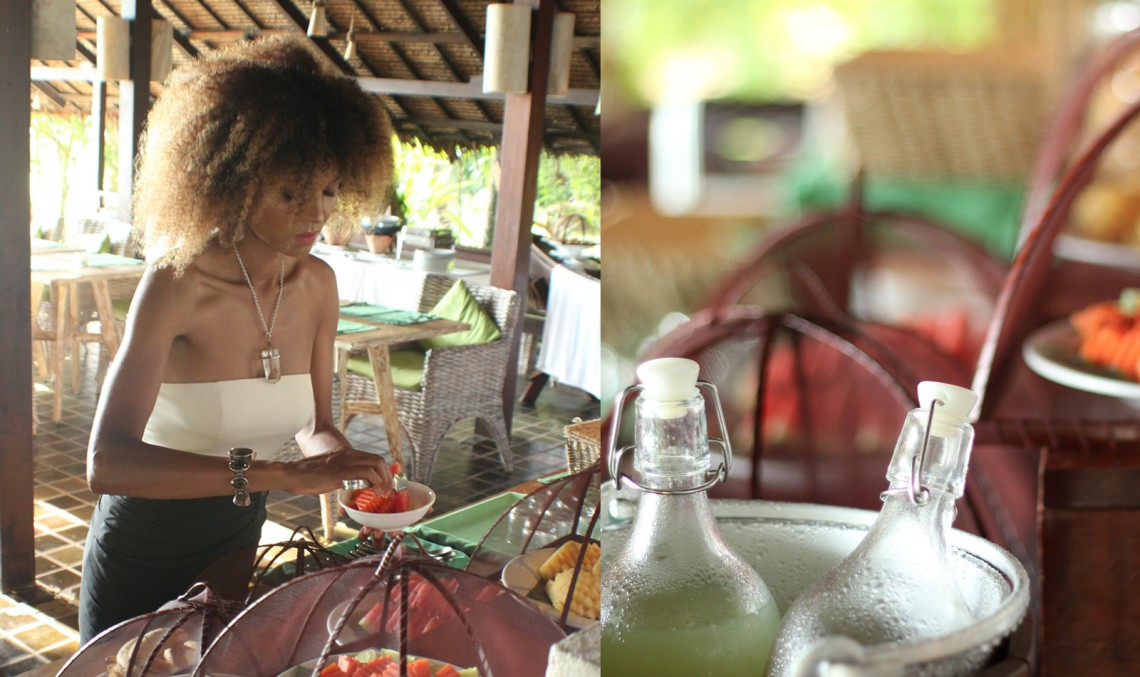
[357, 76, 598, 106]
[75, 29, 599, 49]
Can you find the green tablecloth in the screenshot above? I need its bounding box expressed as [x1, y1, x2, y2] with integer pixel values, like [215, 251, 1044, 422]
[404, 492, 527, 556]
[788, 155, 1025, 263]
[322, 491, 530, 571]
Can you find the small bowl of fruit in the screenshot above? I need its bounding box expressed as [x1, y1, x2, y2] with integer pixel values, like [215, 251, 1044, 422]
[339, 479, 436, 531]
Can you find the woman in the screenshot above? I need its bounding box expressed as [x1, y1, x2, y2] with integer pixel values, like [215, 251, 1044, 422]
[80, 35, 395, 643]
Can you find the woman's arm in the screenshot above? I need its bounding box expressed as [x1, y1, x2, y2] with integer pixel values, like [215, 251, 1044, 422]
[87, 263, 391, 498]
[294, 258, 394, 490]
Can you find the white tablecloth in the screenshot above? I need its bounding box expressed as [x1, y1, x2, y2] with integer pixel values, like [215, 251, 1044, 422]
[312, 247, 490, 307]
[536, 264, 601, 398]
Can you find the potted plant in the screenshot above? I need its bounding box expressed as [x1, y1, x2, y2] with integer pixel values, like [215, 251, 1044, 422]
[550, 213, 593, 258]
[363, 215, 403, 254]
[320, 213, 354, 247]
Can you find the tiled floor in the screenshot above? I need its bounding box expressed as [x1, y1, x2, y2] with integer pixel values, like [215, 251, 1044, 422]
[1, 350, 598, 676]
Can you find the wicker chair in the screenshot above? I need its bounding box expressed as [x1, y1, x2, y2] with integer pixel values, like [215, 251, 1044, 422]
[340, 279, 521, 484]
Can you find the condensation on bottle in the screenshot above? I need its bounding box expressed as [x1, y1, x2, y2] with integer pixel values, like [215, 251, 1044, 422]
[602, 358, 781, 676]
[766, 381, 979, 677]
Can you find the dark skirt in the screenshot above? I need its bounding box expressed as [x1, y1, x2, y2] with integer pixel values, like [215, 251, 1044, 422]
[78, 492, 267, 645]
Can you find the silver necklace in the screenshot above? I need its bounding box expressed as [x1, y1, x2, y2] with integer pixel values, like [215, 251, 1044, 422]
[234, 246, 285, 383]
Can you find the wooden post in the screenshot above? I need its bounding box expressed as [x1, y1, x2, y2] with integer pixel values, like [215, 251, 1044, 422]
[92, 79, 107, 207]
[0, 0, 37, 595]
[116, 0, 153, 221]
[489, 0, 555, 429]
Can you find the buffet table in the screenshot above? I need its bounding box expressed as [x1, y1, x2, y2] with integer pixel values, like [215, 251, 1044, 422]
[312, 245, 490, 306]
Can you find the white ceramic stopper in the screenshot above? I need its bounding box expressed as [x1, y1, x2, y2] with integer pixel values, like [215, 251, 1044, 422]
[917, 381, 977, 437]
[637, 358, 700, 419]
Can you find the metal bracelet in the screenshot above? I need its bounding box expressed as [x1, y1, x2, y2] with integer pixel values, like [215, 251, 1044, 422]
[228, 447, 254, 507]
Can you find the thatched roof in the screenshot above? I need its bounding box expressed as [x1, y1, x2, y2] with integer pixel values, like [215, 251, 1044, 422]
[30, 0, 600, 156]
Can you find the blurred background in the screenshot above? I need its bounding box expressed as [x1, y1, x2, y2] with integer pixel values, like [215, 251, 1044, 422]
[597, 0, 1140, 409]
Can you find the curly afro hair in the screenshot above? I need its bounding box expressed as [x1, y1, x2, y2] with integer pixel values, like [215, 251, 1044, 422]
[131, 34, 394, 273]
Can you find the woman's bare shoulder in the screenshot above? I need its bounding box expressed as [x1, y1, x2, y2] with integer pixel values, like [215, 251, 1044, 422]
[299, 252, 338, 294]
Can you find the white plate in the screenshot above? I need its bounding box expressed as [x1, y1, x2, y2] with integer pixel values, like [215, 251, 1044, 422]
[278, 649, 474, 677]
[1022, 317, 1140, 402]
[500, 548, 597, 629]
[1056, 234, 1140, 271]
[325, 599, 370, 645]
[339, 482, 436, 531]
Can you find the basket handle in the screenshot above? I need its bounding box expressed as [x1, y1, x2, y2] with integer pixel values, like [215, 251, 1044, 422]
[1021, 28, 1140, 247]
[973, 93, 1140, 418]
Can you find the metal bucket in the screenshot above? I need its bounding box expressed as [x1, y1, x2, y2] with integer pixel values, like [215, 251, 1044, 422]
[601, 493, 1030, 676]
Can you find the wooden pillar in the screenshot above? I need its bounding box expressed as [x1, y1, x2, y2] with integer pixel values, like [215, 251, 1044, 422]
[92, 79, 107, 206]
[0, 0, 37, 594]
[489, 0, 555, 429]
[116, 0, 153, 221]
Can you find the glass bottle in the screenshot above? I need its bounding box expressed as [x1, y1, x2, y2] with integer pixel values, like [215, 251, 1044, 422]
[766, 381, 978, 677]
[602, 358, 781, 675]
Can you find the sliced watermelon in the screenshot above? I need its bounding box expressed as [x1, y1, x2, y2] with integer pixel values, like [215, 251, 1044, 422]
[357, 601, 384, 634]
[391, 490, 411, 513]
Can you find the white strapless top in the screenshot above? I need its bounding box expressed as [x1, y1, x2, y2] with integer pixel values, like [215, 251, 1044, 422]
[141, 374, 314, 460]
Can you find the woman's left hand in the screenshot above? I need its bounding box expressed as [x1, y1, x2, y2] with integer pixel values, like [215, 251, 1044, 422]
[283, 446, 393, 496]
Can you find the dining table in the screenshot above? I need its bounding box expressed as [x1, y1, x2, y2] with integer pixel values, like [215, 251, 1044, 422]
[334, 304, 470, 466]
[30, 251, 146, 422]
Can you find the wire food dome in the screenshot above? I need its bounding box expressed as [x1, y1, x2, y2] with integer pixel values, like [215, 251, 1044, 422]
[57, 583, 242, 676]
[194, 536, 567, 676]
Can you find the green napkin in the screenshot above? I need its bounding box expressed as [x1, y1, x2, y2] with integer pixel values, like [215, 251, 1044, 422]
[85, 253, 144, 267]
[405, 492, 526, 555]
[336, 319, 375, 335]
[327, 534, 470, 569]
[340, 303, 438, 326]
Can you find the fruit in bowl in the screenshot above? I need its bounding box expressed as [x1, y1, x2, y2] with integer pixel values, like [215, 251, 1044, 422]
[339, 481, 436, 531]
[554, 241, 592, 258]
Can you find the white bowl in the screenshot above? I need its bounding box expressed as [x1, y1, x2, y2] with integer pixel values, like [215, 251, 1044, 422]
[555, 243, 591, 258]
[338, 482, 436, 531]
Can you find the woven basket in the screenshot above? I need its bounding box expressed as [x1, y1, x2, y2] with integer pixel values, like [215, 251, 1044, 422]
[835, 49, 1052, 181]
[563, 418, 602, 473]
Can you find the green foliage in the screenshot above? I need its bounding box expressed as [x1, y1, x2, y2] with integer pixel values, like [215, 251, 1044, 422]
[535, 154, 601, 242]
[392, 138, 600, 249]
[605, 0, 998, 105]
[30, 112, 90, 235]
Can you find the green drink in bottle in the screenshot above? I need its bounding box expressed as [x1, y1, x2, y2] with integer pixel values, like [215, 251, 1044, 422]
[602, 358, 781, 675]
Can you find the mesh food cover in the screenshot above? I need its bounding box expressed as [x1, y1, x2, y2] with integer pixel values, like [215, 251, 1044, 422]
[194, 526, 352, 605]
[57, 583, 241, 676]
[467, 466, 599, 571]
[194, 536, 567, 676]
[466, 465, 601, 629]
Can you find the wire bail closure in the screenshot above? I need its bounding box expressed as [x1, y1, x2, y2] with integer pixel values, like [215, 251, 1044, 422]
[881, 397, 943, 506]
[607, 381, 733, 495]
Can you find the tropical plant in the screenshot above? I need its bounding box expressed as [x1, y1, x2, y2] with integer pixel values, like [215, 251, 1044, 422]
[391, 138, 599, 250]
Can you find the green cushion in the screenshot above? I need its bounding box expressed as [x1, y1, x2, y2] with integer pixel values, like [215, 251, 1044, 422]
[346, 350, 426, 392]
[112, 298, 131, 322]
[420, 281, 501, 350]
[98, 233, 114, 254]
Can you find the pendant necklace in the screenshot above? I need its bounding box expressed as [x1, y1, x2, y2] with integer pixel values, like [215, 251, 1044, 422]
[234, 246, 285, 383]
